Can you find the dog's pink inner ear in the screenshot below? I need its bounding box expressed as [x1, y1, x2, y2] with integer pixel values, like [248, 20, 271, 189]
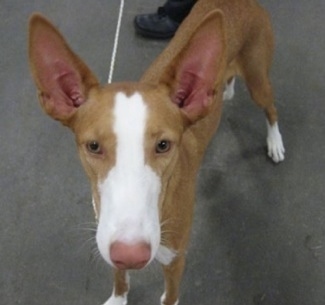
[37, 60, 85, 119]
[29, 15, 98, 121]
[170, 12, 225, 122]
[172, 59, 216, 120]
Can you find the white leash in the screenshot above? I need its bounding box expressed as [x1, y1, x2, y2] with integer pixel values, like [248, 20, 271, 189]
[108, 0, 125, 83]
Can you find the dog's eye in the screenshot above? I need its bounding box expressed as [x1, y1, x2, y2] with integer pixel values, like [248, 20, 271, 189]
[156, 140, 171, 154]
[86, 141, 102, 154]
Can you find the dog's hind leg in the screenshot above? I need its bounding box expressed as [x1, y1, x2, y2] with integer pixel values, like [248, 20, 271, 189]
[103, 270, 129, 305]
[239, 14, 285, 163]
[243, 67, 285, 163]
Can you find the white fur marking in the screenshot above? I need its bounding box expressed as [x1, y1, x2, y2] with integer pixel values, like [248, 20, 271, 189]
[266, 120, 285, 163]
[103, 292, 127, 305]
[103, 273, 130, 305]
[223, 77, 235, 101]
[96, 92, 162, 266]
[156, 245, 177, 265]
[160, 292, 179, 305]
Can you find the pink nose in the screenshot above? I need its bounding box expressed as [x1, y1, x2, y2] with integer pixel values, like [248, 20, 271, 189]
[110, 241, 151, 270]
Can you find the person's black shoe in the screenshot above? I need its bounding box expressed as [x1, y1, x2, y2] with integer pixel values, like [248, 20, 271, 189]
[134, 7, 180, 39]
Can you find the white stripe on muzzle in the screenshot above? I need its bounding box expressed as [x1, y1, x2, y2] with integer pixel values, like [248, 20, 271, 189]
[96, 92, 161, 266]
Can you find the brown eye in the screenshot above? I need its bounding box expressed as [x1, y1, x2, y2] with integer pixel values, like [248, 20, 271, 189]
[86, 141, 102, 154]
[156, 140, 171, 154]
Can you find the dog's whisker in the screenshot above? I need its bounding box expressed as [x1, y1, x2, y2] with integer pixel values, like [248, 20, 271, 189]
[77, 227, 97, 233]
[77, 235, 96, 253]
[89, 246, 104, 268]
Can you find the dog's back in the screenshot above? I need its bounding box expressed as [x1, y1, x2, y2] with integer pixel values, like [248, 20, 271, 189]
[142, 0, 279, 163]
[142, 0, 272, 83]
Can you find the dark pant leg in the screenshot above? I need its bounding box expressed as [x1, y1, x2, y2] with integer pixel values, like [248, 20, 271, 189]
[163, 0, 197, 23]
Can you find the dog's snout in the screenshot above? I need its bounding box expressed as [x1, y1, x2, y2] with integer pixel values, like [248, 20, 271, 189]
[110, 241, 151, 270]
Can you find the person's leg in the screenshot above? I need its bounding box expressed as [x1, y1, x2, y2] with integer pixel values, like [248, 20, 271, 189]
[163, 0, 196, 23]
[134, 0, 196, 39]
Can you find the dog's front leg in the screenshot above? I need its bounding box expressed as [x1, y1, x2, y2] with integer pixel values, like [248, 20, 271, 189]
[103, 269, 129, 305]
[160, 254, 186, 305]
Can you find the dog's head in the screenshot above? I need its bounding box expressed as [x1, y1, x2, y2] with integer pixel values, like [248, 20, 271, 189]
[28, 12, 225, 269]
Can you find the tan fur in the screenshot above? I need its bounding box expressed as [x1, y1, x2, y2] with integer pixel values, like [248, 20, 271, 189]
[28, 1, 282, 304]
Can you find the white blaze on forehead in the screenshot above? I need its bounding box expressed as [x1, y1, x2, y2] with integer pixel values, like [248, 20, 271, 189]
[114, 92, 147, 169]
[96, 92, 161, 265]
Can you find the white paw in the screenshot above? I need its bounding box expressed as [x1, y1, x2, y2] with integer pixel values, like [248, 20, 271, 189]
[102, 293, 127, 305]
[223, 77, 235, 101]
[266, 121, 285, 163]
[160, 292, 179, 305]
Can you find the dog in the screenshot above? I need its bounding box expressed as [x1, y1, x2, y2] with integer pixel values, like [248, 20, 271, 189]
[28, 0, 285, 304]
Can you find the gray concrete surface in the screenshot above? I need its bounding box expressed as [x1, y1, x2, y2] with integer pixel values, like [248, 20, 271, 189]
[1, 0, 325, 304]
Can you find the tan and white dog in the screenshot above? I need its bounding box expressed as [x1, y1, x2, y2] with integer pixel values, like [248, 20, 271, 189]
[28, 0, 285, 304]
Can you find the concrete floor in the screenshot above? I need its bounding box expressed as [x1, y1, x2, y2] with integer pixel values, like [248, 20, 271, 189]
[1, 0, 325, 304]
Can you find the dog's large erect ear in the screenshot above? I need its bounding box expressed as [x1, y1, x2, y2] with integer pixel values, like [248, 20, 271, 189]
[28, 14, 99, 123]
[161, 11, 226, 123]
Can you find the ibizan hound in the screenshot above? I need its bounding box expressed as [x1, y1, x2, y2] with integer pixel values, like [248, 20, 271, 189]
[28, 0, 285, 304]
